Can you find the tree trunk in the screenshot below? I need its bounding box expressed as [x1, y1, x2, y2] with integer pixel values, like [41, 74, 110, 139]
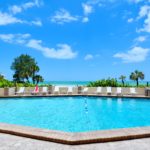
[136, 79, 139, 87]
[32, 72, 35, 84]
[122, 80, 124, 87]
[32, 77, 35, 84]
[37, 79, 39, 84]
[25, 76, 30, 83]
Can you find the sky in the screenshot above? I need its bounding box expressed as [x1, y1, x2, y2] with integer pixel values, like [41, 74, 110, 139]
[0, 0, 150, 81]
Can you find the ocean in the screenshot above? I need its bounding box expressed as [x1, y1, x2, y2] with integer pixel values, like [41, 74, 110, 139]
[41, 81, 149, 86]
[42, 81, 90, 86]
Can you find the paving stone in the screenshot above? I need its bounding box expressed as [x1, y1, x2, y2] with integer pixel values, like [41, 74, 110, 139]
[0, 133, 150, 150]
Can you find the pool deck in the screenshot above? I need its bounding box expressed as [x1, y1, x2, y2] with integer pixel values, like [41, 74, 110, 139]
[0, 133, 150, 150]
[0, 94, 150, 99]
[0, 123, 150, 145]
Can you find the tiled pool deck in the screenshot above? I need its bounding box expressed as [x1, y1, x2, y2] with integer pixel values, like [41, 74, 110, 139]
[0, 123, 150, 145]
[1, 133, 150, 150]
[0, 95, 150, 145]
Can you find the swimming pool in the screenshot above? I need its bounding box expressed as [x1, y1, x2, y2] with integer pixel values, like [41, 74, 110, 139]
[0, 96, 150, 132]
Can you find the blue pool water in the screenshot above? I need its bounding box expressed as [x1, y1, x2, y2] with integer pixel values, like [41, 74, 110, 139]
[0, 97, 150, 132]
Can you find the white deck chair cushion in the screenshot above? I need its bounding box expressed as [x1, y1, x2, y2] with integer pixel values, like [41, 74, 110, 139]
[68, 87, 73, 93]
[42, 87, 48, 92]
[97, 87, 102, 93]
[107, 87, 112, 93]
[83, 87, 88, 92]
[117, 87, 122, 94]
[54, 86, 59, 92]
[16, 87, 25, 93]
[130, 88, 136, 94]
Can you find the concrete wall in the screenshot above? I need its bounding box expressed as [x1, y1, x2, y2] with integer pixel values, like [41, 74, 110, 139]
[4, 88, 15, 96]
[0, 86, 147, 96]
[0, 88, 4, 96]
[51, 86, 146, 95]
[80, 87, 145, 95]
[16, 86, 53, 95]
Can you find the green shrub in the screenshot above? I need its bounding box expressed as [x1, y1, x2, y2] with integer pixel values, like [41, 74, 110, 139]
[0, 79, 14, 87]
[87, 78, 150, 88]
[87, 78, 149, 87]
[0, 79, 51, 88]
[87, 78, 119, 87]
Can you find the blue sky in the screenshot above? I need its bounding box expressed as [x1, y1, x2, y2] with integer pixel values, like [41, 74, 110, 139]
[0, 0, 150, 81]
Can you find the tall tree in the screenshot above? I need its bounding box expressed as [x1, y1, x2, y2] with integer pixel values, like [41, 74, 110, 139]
[119, 75, 126, 86]
[30, 64, 40, 84]
[130, 70, 144, 87]
[11, 54, 43, 84]
[33, 75, 44, 84]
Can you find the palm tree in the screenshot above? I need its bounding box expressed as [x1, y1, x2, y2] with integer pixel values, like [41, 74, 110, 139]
[130, 70, 144, 87]
[11, 54, 43, 84]
[119, 75, 126, 86]
[33, 75, 44, 84]
[30, 64, 40, 84]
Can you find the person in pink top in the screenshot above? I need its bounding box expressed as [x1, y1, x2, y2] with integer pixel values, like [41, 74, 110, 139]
[32, 84, 39, 95]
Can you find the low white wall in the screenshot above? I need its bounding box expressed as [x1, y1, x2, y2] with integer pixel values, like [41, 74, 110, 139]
[4, 87, 15, 96]
[0, 86, 147, 96]
[0, 88, 4, 96]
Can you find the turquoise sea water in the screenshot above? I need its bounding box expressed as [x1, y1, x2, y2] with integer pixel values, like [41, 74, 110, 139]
[0, 96, 150, 132]
[42, 81, 90, 86]
[41, 81, 149, 86]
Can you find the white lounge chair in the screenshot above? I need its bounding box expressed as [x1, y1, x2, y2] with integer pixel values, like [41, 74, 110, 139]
[130, 88, 136, 95]
[41, 87, 48, 95]
[82, 87, 88, 94]
[54, 86, 59, 94]
[116, 87, 122, 95]
[67, 86, 73, 94]
[16, 87, 25, 95]
[107, 87, 112, 95]
[95, 87, 102, 94]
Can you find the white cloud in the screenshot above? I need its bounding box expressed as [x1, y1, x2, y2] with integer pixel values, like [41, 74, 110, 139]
[22, 2, 35, 9]
[0, 12, 23, 25]
[0, 34, 30, 44]
[135, 36, 147, 42]
[23, 1, 39, 9]
[82, 3, 93, 15]
[81, 1, 96, 23]
[22, 0, 43, 9]
[84, 54, 94, 60]
[49, 0, 122, 24]
[27, 40, 77, 59]
[137, 5, 150, 19]
[9, 0, 43, 14]
[128, 0, 144, 3]
[82, 17, 89, 23]
[127, 18, 134, 23]
[0, 34, 77, 59]
[51, 9, 78, 24]
[136, 5, 150, 33]
[81, 0, 109, 23]
[2, 0, 43, 26]
[139, 12, 150, 32]
[9, 5, 22, 14]
[31, 20, 42, 26]
[0, 12, 42, 26]
[114, 46, 150, 63]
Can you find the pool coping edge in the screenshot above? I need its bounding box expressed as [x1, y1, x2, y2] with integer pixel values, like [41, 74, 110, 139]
[0, 123, 150, 145]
